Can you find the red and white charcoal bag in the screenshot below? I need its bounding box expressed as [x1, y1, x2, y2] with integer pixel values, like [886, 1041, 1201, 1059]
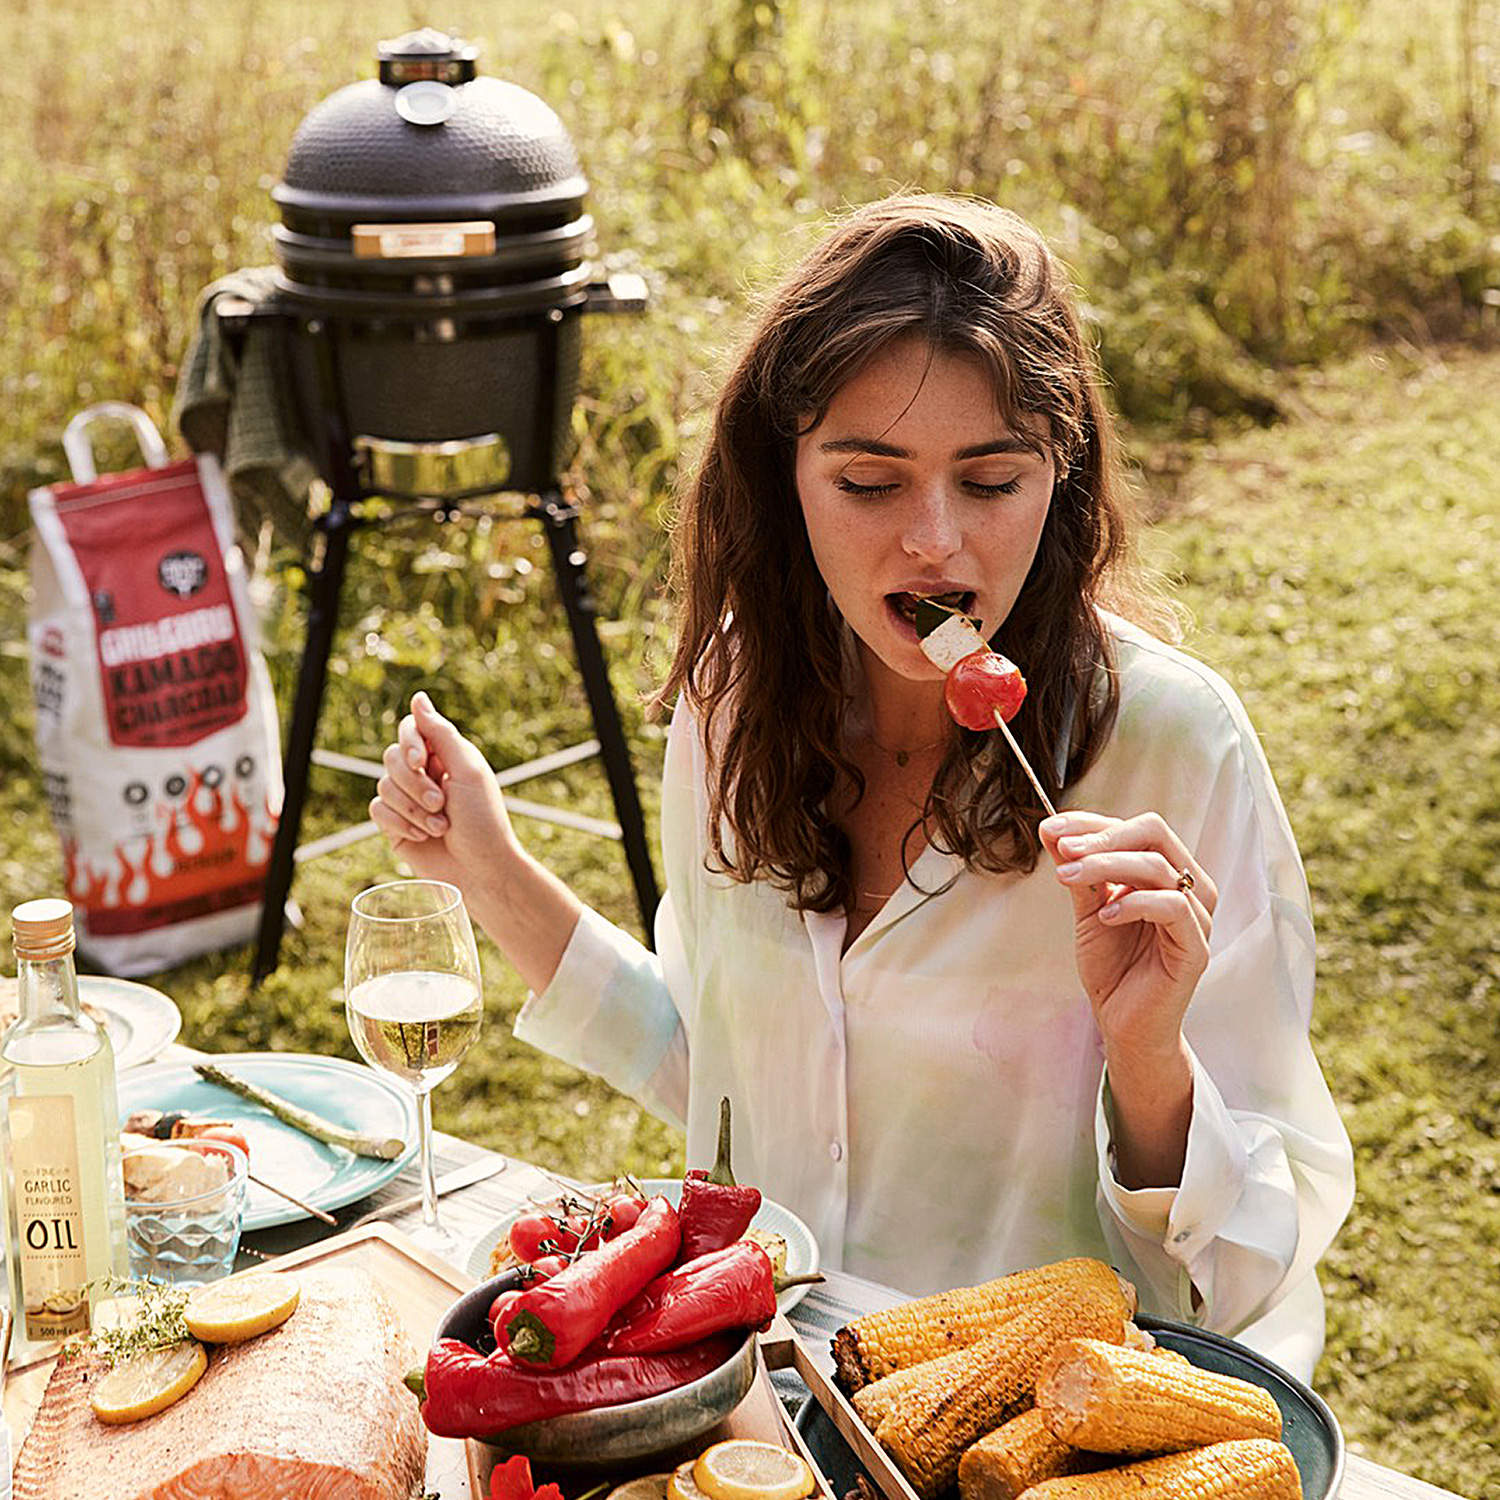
[27, 403, 282, 975]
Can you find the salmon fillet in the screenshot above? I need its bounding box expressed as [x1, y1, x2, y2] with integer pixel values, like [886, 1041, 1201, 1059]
[14, 1264, 427, 1500]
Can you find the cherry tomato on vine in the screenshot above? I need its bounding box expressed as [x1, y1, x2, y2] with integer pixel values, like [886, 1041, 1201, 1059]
[488, 1288, 523, 1343]
[509, 1212, 566, 1263]
[602, 1194, 646, 1239]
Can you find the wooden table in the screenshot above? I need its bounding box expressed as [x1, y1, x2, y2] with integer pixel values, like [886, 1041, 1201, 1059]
[243, 1130, 1468, 1500]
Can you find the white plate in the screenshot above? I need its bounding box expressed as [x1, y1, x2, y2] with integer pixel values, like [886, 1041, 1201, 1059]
[0, 974, 181, 1073]
[80, 975, 182, 1071]
[465, 1177, 821, 1313]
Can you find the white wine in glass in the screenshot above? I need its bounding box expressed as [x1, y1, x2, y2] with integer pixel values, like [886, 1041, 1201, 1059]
[346, 879, 482, 1258]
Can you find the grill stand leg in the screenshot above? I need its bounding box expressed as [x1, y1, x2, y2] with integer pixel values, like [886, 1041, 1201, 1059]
[251, 498, 355, 984]
[532, 491, 661, 945]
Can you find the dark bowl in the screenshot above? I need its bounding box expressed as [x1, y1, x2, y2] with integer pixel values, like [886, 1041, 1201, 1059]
[435, 1269, 759, 1469]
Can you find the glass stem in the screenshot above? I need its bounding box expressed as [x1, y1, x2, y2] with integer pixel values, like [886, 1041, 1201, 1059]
[418, 1088, 438, 1230]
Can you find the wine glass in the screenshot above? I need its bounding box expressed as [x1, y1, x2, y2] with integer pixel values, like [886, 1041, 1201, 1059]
[345, 879, 482, 1259]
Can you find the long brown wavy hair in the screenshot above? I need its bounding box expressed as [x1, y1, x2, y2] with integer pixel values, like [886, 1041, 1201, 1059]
[657, 193, 1173, 914]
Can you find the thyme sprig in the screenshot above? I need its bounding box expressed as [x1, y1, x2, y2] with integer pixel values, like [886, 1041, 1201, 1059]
[61, 1276, 192, 1366]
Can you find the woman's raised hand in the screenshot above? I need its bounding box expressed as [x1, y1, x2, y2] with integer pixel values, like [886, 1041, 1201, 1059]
[370, 693, 583, 996]
[370, 692, 518, 891]
[1039, 809, 1217, 1077]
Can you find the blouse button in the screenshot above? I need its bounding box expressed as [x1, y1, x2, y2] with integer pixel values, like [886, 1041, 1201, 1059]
[829, 1141, 844, 1162]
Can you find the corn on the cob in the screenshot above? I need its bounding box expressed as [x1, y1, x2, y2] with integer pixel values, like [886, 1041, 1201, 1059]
[1013, 1438, 1302, 1499]
[1036, 1339, 1283, 1455]
[1153, 1348, 1195, 1367]
[958, 1409, 1105, 1500]
[875, 1283, 1127, 1500]
[853, 1342, 972, 1430]
[833, 1258, 1137, 1392]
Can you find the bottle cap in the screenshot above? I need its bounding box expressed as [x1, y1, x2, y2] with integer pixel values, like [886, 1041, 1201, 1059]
[11, 899, 76, 962]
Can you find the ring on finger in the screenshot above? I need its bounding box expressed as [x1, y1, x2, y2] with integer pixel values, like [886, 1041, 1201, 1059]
[1175, 866, 1196, 894]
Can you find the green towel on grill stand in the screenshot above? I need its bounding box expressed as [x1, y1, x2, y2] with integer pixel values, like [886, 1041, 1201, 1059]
[173, 266, 318, 550]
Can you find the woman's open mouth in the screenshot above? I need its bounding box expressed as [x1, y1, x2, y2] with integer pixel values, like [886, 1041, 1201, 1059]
[887, 589, 974, 626]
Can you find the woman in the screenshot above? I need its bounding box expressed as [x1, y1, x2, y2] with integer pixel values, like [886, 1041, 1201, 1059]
[370, 194, 1353, 1378]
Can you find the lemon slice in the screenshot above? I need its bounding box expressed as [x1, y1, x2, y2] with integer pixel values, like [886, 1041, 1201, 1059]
[89, 1339, 207, 1424]
[668, 1459, 716, 1500]
[608, 1476, 673, 1500]
[183, 1272, 301, 1344]
[694, 1441, 816, 1500]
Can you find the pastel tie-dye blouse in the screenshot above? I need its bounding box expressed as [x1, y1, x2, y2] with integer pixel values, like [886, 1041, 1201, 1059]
[514, 615, 1354, 1380]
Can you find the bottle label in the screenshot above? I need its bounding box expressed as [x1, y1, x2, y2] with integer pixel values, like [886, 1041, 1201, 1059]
[8, 1094, 90, 1341]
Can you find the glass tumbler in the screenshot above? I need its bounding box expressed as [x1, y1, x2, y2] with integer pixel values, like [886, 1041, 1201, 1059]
[123, 1138, 248, 1286]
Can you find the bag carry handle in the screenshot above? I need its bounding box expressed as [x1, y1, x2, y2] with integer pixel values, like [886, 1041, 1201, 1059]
[61, 401, 170, 483]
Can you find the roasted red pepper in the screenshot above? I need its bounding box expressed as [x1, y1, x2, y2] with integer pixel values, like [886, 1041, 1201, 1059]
[604, 1241, 784, 1354]
[677, 1097, 761, 1262]
[488, 1454, 563, 1500]
[416, 1333, 738, 1438]
[500, 1194, 680, 1367]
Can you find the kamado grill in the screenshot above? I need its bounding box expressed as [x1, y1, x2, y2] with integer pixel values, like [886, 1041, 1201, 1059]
[222, 29, 659, 980]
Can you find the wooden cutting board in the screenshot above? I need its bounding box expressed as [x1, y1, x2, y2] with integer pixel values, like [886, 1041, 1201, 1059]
[4, 1226, 834, 1500]
[2, 1222, 476, 1497]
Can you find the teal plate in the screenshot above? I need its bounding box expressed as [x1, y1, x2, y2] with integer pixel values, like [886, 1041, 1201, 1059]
[117, 1053, 418, 1230]
[796, 1313, 1344, 1499]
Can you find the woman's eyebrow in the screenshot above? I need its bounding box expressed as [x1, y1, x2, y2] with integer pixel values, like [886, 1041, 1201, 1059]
[817, 436, 1037, 459]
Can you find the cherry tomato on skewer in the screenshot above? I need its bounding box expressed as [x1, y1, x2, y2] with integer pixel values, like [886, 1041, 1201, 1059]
[944, 650, 1028, 731]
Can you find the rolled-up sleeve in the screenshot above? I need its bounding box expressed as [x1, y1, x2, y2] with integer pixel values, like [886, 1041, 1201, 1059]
[1091, 661, 1355, 1379]
[513, 901, 688, 1129]
[512, 697, 702, 1131]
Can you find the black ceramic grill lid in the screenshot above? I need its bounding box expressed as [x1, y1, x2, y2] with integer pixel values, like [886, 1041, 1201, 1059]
[266, 28, 609, 473]
[272, 27, 593, 316]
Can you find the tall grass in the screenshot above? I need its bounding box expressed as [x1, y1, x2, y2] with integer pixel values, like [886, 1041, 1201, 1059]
[2, 0, 1497, 526]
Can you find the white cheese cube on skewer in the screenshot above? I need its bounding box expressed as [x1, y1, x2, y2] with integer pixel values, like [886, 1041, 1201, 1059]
[919, 611, 989, 672]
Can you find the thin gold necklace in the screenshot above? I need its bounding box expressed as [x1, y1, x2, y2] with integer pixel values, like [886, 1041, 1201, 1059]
[867, 735, 946, 767]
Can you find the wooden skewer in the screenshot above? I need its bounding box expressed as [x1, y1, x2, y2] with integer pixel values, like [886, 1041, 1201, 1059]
[994, 708, 1058, 818]
[247, 1171, 337, 1226]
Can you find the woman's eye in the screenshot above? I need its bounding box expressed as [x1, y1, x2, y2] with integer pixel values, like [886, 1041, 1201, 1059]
[835, 475, 899, 497]
[966, 477, 1022, 497]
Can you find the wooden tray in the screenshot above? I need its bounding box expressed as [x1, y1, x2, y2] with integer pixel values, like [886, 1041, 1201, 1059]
[761, 1314, 918, 1500]
[2, 1222, 477, 1497]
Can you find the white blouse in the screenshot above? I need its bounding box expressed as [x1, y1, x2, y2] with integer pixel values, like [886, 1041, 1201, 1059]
[515, 616, 1354, 1380]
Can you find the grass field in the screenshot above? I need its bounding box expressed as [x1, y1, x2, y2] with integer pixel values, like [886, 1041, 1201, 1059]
[2, 346, 1494, 1495]
[0, 0, 1497, 1491]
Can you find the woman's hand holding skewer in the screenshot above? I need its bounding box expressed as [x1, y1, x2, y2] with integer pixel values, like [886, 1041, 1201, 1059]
[1039, 810, 1218, 1190]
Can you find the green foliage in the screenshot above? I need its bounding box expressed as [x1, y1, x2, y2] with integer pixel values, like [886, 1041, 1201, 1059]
[2, 0, 1497, 514]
